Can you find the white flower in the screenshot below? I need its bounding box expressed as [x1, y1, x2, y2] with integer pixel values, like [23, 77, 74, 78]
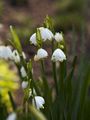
[32, 96, 45, 109]
[12, 50, 26, 63]
[51, 48, 66, 62]
[54, 32, 63, 42]
[12, 50, 20, 63]
[6, 112, 16, 120]
[39, 27, 54, 41]
[20, 66, 27, 77]
[0, 46, 12, 60]
[30, 27, 54, 45]
[30, 33, 37, 45]
[21, 81, 28, 89]
[34, 48, 48, 61]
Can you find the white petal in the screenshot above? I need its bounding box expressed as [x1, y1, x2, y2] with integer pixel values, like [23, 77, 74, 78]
[54, 33, 63, 42]
[34, 48, 48, 61]
[20, 66, 27, 77]
[12, 50, 20, 63]
[30, 33, 37, 45]
[32, 96, 45, 109]
[21, 81, 28, 89]
[51, 48, 66, 62]
[6, 112, 16, 120]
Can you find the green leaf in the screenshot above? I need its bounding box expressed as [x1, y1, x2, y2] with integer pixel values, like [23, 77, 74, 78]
[36, 28, 42, 48]
[10, 26, 22, 53]
[44, 15, 54, 33]
[77, 65, 90, 120]
[64, 56, 77, 120]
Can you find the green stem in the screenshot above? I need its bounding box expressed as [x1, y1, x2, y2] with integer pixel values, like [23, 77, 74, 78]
[52, 40, 58, 95]
[40, 60, 49, 89]
[58, 62, 65, 120]
[52, 62, 58, 95]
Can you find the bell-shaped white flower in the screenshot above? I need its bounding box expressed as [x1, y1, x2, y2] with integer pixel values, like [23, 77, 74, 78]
[34, 48, 48, 61]
[21, 81, 28, 89]
[0, 46, 12, 60]
[54, 32, 63, 42]
[30, 27, 54, 45]
[39, 27, 54, 41]
[32, 96, 45, 109]
[12, 50, 20, 63]
[20, 66, 27, 78]
[51, 48, 66, 62]
[6, 112, 16, 120]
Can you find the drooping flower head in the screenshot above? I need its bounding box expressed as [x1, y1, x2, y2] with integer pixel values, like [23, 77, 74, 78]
[39, 27, 54, 41]
[51, 48, 66, 62]
[0, 46, 12, 60]
[32, 96, 45, 109]
[30, 27, 54, 45]
[34, 48, 48, 61]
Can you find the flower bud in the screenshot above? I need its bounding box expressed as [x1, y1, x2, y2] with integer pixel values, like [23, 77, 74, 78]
[54, 32, 63, 42]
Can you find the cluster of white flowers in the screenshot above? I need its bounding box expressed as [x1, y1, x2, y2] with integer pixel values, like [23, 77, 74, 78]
[30, 28, 66, 62]
[30, 28, 63, 45]
[33, 48, 66, 62]
[0, 46, 26, 63]
[0, 26, 66, 113]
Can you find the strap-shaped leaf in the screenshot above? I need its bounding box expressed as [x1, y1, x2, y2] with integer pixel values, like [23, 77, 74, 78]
[10, 26, 22, 53]
[77, 65, 90, 120]
[36, 28, 42, 48]
[29, 105, 47, 120]
[64, 56, 77, 119]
